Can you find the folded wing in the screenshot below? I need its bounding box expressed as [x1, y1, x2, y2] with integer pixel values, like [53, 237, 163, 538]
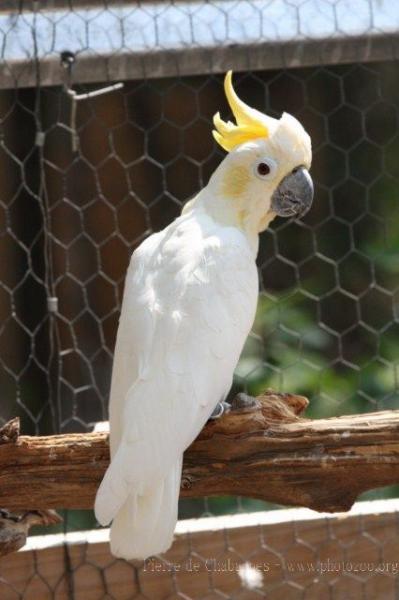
[95, 213, 258, 526]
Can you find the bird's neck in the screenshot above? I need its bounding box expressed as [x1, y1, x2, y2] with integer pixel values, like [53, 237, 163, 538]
[185, 185, 275, 257]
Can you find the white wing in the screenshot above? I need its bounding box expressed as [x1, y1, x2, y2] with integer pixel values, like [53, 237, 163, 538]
[96, 210, 258, 524]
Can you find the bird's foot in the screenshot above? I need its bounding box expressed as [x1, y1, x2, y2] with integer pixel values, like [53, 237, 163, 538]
[208, 401, 231, 420]
[230, 392, 259, 412]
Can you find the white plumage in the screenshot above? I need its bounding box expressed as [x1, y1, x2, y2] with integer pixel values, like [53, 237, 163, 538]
[95, 209, 258, 559]
[94, 71, 312, 560]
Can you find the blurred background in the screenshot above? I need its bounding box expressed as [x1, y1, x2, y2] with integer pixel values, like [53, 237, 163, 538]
[0, 0, 399, 538]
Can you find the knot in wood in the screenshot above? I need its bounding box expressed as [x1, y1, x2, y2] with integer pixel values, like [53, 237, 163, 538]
[181, 474, 194, 489]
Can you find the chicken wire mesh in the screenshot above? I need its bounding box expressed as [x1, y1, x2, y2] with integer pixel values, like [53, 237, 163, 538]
[2, 501, 399, 599]
[1, 0, 399, 598]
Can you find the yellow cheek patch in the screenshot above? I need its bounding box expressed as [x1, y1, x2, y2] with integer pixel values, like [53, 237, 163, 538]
[222, 165, 251, 198]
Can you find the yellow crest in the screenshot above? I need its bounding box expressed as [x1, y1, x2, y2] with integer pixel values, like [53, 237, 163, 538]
[212, 71, 269, 152]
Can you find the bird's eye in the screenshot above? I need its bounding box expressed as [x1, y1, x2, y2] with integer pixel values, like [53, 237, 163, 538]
[254, 158, 277, 180]
[257, 162, 270, 176]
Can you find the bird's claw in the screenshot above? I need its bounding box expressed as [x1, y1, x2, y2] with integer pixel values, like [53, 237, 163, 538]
[230, 393, 259, 411]
[208, 401, 231, 420]
[208, 394, 258, 420]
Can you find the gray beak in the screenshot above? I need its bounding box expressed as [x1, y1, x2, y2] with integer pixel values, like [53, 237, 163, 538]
[271, 166, 314, 218]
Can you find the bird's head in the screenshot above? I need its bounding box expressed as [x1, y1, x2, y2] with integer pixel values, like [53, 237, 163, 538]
[206, 71, 313, 234]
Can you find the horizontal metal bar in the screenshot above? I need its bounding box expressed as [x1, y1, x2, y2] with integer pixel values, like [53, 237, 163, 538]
[0, 0, 168, 12]
[0, 1, 398, 89]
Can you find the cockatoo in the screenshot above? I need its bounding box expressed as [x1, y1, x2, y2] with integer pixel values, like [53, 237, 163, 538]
[95, 71, 313, 560]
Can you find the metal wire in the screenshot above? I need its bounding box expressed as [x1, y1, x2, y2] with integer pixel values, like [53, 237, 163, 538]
[0, 1, 399, 598]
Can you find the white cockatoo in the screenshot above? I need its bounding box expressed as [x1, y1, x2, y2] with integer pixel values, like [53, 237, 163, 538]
[95, 71, 313, 560]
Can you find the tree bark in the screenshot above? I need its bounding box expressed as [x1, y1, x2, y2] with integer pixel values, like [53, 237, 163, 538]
[1, 390, 399, 513]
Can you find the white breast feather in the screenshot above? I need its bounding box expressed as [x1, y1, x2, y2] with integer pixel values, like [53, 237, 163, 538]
[104, 210, 258, 510]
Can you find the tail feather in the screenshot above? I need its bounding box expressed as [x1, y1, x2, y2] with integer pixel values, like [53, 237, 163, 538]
[109, 458, 182, 560]
[94, 447, 130, 527]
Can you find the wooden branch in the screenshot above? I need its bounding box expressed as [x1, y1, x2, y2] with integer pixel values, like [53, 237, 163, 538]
[2, 391, 399, 514]
[0, 509, 62, 557]
[0, 418, 20, 445]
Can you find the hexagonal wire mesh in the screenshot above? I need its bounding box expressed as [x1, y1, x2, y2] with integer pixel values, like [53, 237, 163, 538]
[1, 1, 399, 598]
